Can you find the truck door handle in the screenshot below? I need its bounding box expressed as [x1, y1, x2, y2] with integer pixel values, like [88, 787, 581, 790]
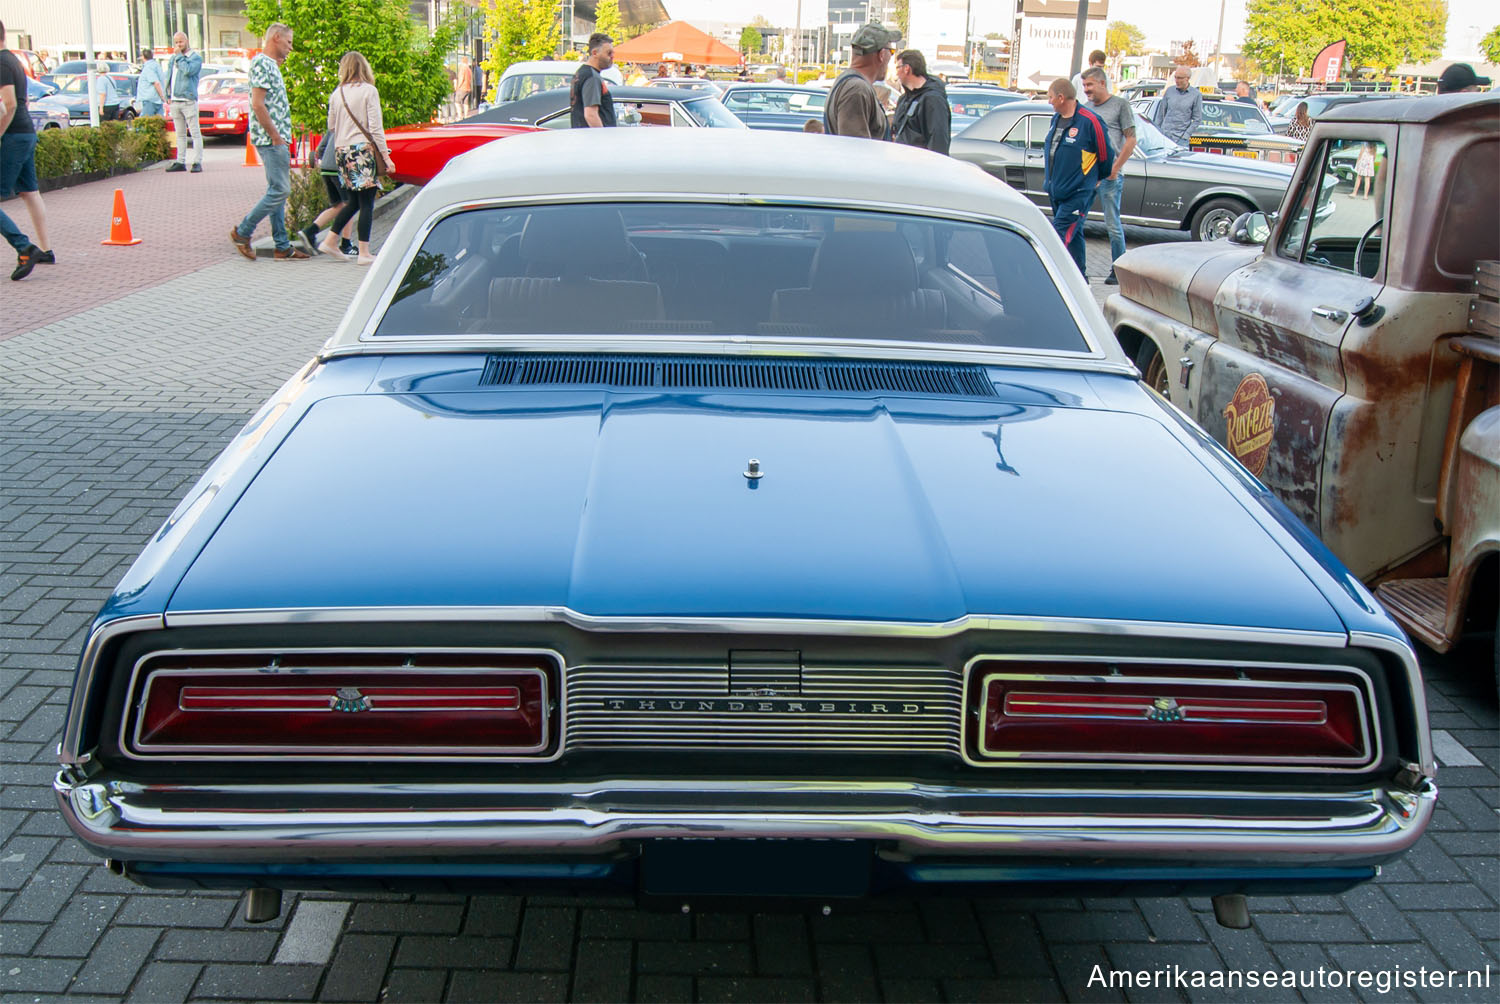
[1311, 306, 1348, 323]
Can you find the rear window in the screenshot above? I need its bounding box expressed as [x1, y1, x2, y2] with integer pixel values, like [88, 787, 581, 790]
[374, 203, 1088, 353]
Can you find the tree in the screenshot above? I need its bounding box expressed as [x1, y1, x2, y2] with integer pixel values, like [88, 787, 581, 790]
[1177, 40, 1201, 68]
[739, 27, 764, 56]
[243, 0, 462, 130]
[1106, 22, 1146, 58]
[1483, 25, 1500, 63]
[891, 1, 910, 40]
[478, 0, 562, 101]
[1243, 0, 1447, 75]
[594, 0, 622, 41]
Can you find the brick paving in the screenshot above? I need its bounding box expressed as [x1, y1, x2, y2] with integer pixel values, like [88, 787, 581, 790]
[1, 199, 1496, 1002]
[2, 141, 309, 339]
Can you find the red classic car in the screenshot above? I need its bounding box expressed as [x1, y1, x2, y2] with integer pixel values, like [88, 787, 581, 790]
[195, 73, 252, 135]
[385, 85, 743, 186]
[385, 121, 542, 186]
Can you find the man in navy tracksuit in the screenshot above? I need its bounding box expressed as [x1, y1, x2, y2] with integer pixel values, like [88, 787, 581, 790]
[1043, 77, 1111, 275]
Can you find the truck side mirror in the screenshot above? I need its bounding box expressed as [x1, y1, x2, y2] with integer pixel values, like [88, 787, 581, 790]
[1228, 211, 1271, 246]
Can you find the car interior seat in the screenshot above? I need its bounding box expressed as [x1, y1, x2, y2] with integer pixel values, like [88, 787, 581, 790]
[487, 208, 663, 331]
[770, 231, 946, 336]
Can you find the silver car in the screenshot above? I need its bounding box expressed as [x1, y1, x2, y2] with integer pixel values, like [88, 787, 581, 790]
[951, 101, 1295, 241]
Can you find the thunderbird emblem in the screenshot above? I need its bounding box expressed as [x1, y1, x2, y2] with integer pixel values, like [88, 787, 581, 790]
[330, 687, 371, 713]
[1145, 697, 1185, 722]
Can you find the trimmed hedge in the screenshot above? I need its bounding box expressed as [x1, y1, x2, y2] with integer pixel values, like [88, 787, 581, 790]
[34, 117, 174, 180]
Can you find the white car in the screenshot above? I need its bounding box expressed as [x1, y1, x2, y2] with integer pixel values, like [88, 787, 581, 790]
[495, 60, 623, 104]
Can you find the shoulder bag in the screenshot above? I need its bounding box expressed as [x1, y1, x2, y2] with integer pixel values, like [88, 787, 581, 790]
[339, 85, 387, 179]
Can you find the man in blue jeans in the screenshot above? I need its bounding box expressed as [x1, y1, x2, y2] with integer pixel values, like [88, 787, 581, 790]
[1081, 67, 1137, 284]
[1, 19, 53, 279]
[1042, 78, 1110, 276]
[229, 23, 308, 260]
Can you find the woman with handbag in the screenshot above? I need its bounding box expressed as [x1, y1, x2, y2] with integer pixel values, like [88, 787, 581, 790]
[318, 51, 395, 265]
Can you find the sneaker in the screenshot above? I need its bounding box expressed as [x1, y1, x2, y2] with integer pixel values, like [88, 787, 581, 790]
[165, 162, 187, 173]
[340, 240, 357, 257]
[10, 244, 39, 281]
[273, 247, 311, 260]
[33, 249, 55, 265]
[301, 226, 321, 253]
[190, 163, 202, 173]
[317, 234, 345, 258]
[229, 227, 255, 261]
[1105, 270, 1119, 285]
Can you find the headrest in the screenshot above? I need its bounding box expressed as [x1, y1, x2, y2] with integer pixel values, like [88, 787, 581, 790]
[809, 231, 918, 296]
[519, 207, 637, 273]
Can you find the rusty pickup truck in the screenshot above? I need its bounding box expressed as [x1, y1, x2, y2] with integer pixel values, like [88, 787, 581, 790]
[1106, 92, 1498, 679]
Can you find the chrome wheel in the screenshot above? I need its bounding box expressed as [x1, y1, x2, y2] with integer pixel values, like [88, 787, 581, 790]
[1191, 198, 1251, 243]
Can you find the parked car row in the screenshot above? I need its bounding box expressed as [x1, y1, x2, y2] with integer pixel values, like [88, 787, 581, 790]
[951, 100, 1297, 241]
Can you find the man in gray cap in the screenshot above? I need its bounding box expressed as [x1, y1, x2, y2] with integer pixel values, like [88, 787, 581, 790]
[824, 22, 902, 139]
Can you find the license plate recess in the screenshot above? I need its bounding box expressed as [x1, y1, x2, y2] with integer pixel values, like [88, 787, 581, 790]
[640, 839, 872, 897]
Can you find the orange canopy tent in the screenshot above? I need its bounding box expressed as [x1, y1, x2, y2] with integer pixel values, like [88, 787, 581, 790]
[612, 21, 743, 67]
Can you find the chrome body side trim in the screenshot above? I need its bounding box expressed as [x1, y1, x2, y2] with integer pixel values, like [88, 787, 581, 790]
[1347, 630, 1436, 776]
[61, 615, 164, 765]
[160, 606, 1351, 646]
[55, 773, 1437, 866]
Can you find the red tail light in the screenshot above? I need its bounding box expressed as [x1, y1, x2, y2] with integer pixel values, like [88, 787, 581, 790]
[967, 660, 1375, 768]
[126, 651, 557, 759]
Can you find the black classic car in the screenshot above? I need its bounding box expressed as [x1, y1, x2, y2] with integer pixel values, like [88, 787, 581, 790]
[1132, 95, 1305, 163]
[951, 100, 1296, 241]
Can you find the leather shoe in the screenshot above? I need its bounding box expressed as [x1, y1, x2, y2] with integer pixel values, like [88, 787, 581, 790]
[274, 247, 311, 260]
[1104, 270, 1119, 285]
[229, 228, 255, 261]
[165, 162, 187, 172]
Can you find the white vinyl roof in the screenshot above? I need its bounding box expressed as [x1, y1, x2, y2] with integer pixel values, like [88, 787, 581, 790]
[328, 128, 1126, 369]
[423, 128, 1031, 220]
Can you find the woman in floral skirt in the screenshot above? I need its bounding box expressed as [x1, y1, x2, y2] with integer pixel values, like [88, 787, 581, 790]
[319, 51, 395, 265]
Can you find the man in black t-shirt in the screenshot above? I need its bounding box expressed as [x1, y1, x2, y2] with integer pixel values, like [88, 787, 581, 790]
[0, 19, 53, 280]
[571, 33, 616, 128]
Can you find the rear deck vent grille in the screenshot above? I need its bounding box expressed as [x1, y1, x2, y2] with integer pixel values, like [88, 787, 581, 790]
[479, 355, 997, 397]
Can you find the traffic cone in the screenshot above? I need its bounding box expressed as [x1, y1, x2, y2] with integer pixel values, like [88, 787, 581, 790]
[244, 132, 260, 167]
[100, 188, 142, 246]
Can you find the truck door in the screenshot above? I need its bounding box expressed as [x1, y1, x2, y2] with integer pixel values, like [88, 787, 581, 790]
[1197, 127, 1398, 554]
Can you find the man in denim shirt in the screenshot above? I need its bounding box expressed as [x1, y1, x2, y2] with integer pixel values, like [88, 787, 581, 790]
[165, 33, 203, 172]
[136, 49, 166, 118]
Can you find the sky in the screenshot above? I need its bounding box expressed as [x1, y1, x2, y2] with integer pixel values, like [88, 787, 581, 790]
[660, 1, 1494, 61]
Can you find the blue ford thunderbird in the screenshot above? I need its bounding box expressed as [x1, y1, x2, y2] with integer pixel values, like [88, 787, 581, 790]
[55, 129, 1435, 926]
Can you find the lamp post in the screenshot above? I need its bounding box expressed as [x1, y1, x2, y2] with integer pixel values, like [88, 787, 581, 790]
[83, 0, 99, 128]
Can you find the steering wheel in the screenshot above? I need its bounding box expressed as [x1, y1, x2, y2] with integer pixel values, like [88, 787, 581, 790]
[1354, 218, 1383, 279]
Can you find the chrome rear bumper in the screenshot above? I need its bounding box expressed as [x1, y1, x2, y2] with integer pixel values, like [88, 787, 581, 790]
[57, 773, 1435, 868]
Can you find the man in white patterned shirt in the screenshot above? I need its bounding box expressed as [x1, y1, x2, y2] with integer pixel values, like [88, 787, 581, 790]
[230, 23, 308, 260]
